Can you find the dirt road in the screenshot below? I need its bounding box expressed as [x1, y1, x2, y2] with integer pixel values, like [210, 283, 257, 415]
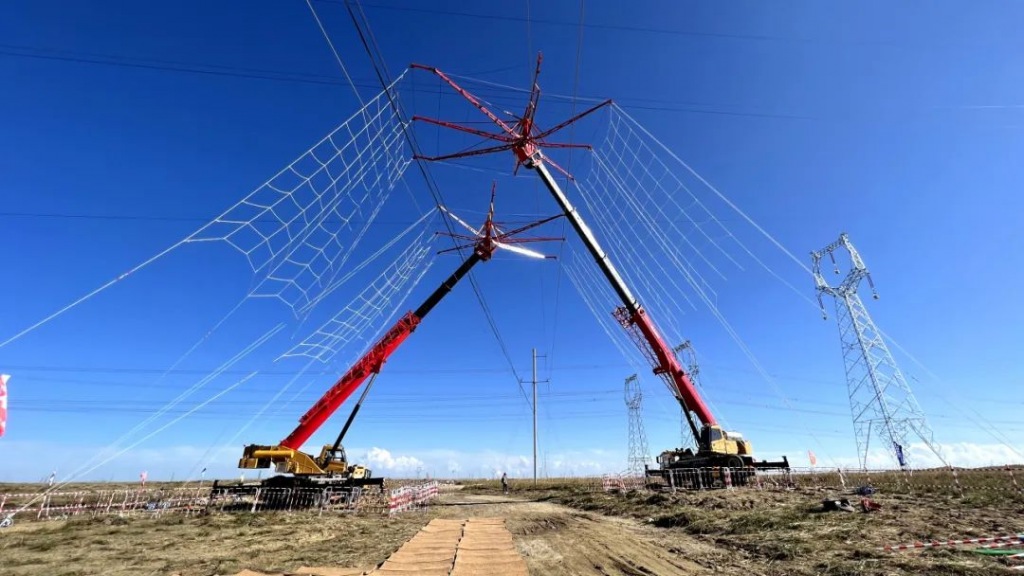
[431, 494, 718, 575]
[2, 492, 721, 576]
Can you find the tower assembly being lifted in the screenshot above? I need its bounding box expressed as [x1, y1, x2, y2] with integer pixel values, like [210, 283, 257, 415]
[624, 374, 650, 476]
[812, 232, 945, 469]
[411, 53, 789, 480]
[233, 185, 562, 495]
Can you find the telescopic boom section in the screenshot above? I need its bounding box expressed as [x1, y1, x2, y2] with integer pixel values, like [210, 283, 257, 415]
[280, 312, 419, 450]
[278, 190, 560, 451]
[410, 55, 717, 427]
[280, 253, 483, 450]
[535, 161, 716, 426]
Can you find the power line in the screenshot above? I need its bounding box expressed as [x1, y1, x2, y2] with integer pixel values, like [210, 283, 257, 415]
[524, 0, 533, 83]
[0, 360, 988, 398]
[19, 379, 1019, 423]
[340, 2, 1024, 52]
[336, 0, 532, 407]
[331, 1, 815, 44]
[304, 0, 364, 104]
[0, 42, 522, 89]
[447, 72, 816, 120]
[12, 401, 1022, 434]
[13, 359, 1022, 406]
[0, 210, 738, 225]
[0, 360, 842, 382]
[6, 387, 834, 408]
[0, 44, 817, 121]
[547, 0, 586, 371]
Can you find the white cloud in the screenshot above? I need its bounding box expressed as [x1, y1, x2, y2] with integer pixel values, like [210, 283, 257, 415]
[798, 442, 1023, 469]
[903, 441, 1022, 468]
[349, 446, 621, 479]
[362, 447, 424, 474]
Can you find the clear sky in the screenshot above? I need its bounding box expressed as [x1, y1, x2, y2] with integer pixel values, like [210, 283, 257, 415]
[1, 1, 1022, 481]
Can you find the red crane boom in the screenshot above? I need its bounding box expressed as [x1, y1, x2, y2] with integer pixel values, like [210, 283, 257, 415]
[407, 55, 792, 477]
[280, 312, 419, 450]
[410, 57, 716, 430]
[274, 185, 561, 452]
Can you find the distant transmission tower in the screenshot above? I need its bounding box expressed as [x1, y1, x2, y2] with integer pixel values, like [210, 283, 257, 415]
[672, 341, 699, 450]
[624, 374, 651, 476]
[812, 233, 946, 469]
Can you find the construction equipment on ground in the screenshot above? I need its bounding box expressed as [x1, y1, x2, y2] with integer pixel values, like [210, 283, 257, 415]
[410, 53, 790, 487]
[228, 184, 561, 500]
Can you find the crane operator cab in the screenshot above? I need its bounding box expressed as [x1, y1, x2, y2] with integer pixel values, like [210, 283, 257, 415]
[700, 424, 753, 457]
[315, 445, 372, 480]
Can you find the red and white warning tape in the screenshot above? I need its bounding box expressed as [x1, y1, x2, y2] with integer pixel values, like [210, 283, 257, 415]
[980, 540, 1024, 550]
[387, 481, 439, 516]
[882, 534, 1024, 551]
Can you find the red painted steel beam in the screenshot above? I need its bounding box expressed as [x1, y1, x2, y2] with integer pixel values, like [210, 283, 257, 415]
[410, 63, 520, 138]
[630, 308, 716, 425]
[280, 313, 420, 449]
[408, 55, 718, 429]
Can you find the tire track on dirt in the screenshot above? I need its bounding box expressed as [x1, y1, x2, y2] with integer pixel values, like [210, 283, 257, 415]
[434, 494, 711, 575]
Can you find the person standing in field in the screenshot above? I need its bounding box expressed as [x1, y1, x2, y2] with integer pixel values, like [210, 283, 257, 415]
[501, 472, 509, 495]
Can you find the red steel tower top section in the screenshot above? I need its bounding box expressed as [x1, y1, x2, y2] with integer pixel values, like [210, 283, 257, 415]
[408, 55, 717, 430]
[410, 53, 611, 180]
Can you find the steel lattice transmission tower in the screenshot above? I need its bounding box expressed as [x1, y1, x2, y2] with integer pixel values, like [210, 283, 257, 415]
[624, 374, 651, 476]
[672, 341, 700, 450]
[812, 233, 946, 469]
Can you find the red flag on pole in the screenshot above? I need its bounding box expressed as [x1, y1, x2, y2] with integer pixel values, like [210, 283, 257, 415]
[0, 374, 9, 438]
[808, 450, 818, 467]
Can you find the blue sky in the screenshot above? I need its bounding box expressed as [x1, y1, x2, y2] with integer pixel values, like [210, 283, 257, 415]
[1, 1, 1022, 481]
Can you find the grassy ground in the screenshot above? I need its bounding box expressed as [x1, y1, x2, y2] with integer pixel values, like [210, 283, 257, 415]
[463, 479, 1024, 575]
[0, 509, 428, 576]
[2, 477, 1022, 575]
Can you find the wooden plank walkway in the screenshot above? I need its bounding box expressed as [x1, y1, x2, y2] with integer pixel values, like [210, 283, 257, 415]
[231, 517, 529, 576]
[369, 518, 528, 576]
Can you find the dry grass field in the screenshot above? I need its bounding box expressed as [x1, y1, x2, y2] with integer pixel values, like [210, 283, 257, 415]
[1, 473, 1022, 575]
[465, 474, 1024, 575]
[1, 508, 427, 576]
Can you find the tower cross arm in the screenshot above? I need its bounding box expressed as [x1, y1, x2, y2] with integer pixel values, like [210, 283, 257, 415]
[409, 63, 520, 138]
[411, 116, 513, 143]
[534, 99, 613, 140]
[414, 143, 516, 163]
